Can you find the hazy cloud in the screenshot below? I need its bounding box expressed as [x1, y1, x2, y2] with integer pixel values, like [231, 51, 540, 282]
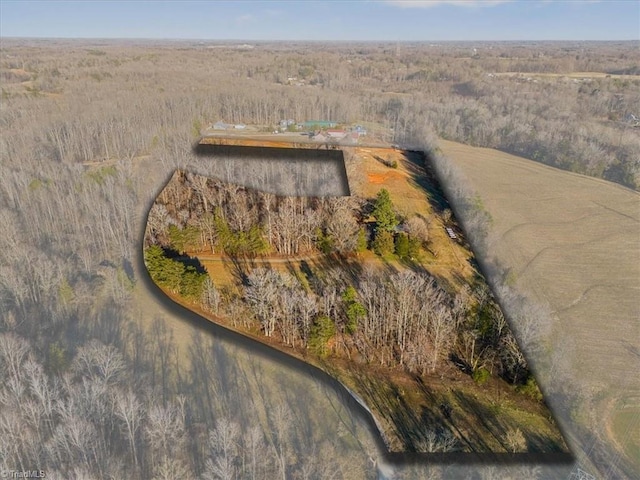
[385, 0, 512, 8]
[235, 13, 255, 25]
[264, 9, 284, 18]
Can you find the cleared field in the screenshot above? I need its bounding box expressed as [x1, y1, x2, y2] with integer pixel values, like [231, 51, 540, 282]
[438, 139, 640, 477]
[355, 146, 477, 288]
[493, 71, 640, 81]
[610, 400, 640, 467]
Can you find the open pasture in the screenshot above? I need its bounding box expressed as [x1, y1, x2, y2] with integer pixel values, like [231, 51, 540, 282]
[493, 71, 640, 81]
[438, 138, 640, 477]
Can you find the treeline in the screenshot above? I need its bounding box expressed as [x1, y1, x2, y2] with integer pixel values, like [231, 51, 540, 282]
[0, 146, 374, 476]
[1, 41, 637, 189]
[144, 245, 209, 301]
[146, 172, 429, 260]
[145, 172, 534, 388]
[387, 81, 639, 189]
[0, 156, 374, 478]
[0, 101, 374, 479]
[145, 171, 366, 257]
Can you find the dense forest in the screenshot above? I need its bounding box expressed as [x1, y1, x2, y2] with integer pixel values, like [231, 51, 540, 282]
[144, 171, 534, 392]
[2, 40, 638, 189]
[1, 39, 636, 478]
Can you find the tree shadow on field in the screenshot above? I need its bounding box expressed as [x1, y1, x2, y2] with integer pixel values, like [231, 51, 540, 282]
[298, 260, 314, 285]
[335, 253, 365, 283]
[447, 389, 566, 454]
[402, 150, 450, 215]
[413, 375, 478, 453]
[162, 246, 209, 274]
[304, 252, 367, 289]
[226, 254, 257, 285]
[348, 369, 452, 453]
[450, 389, 510, 452]
[525, 431, 567, 454]
[91, 301, 126, 347]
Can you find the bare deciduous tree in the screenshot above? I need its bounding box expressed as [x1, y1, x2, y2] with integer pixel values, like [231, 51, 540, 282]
[114, 389, 145, 469]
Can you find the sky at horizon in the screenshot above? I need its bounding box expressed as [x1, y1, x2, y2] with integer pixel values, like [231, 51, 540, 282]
[1, 1, 638, 42]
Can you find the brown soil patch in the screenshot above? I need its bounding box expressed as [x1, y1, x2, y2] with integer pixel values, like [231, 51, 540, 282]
[201, 135, 319, 149]
[367, 171, 403, 184]
[202, 137, 295, 148]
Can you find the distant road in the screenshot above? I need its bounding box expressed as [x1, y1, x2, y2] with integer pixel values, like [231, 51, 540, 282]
[189, 252, 320, 264]
[201, 130, 395, 149]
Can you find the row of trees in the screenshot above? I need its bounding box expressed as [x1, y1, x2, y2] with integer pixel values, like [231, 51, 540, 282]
[240, 263, 527, 384]
[144, 245, 209, 301]
[147, 171, 370, 257]
[147, 170, 432, 264]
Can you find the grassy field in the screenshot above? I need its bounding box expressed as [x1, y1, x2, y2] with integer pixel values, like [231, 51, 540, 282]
[353, 146, 478, 290]
[610, 399, 640, 467]
[438, 138, 640, 477]
[493, 71, 640, 81]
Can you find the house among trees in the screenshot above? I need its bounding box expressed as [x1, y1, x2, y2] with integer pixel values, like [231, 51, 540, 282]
[343, 131, 360, 145]
[213, 121, 229, 130]
[311, 132, 327, 142]
[326, 129, 347, 140]
[286, 76, 305, 86]
[311, 129, 359, 145]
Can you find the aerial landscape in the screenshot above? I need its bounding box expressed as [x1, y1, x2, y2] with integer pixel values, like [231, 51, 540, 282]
[143, 140, 568, 455]
[0, 1, 638, 479]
